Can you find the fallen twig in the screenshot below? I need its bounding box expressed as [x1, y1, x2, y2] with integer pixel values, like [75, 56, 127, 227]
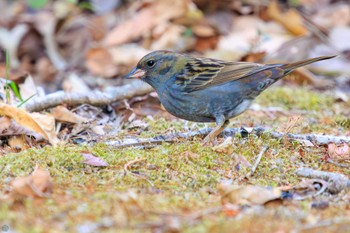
[24, 80, 153, 112]
[295, 168, 350, 194]
[293, 179, 328, 200]
[246, 145, 268, 177]
[105, 127, 350, 148]
[326, 159, 350, 168]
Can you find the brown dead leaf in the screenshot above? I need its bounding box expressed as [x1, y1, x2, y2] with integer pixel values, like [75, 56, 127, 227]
[0, 116, 11, 132]
[88, 16, 107, 41]
[30, 112, 60, 146]
[328, 143, 350, 160]
[80, 151, 109, 167]
[51, 106, 88, 124]
[18, 75, 38, 100]
[267, 0, 308, 36]
[8, 135, 28, 150]
[85, 47, 118, 78]
[194, 35, 219, 52]
[192, 24, 216, 37]
[10, 166, 52, 199]
[0, 65, 27, 82]
[104, 0, 188, 46]
[0, 104, 59, 145]
[35, 57, 57, 83]
[0, 116, 44, 140]
[218, 183, 282, 205]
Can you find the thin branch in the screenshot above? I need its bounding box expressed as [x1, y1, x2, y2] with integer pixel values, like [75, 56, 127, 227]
[105, 127, 350, 149]
[295, 168, 350, 194]
[246, 145, 268, 177]
[327, 159, 350, 168]
[24, 80, 153, 112]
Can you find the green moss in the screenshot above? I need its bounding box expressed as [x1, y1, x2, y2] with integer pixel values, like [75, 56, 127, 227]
[0, 86, 348, 232]
[256, 86, 334, 111]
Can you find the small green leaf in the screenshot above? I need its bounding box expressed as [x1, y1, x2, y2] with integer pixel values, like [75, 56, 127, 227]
[9, 81, 23, 101]
[17, 93, 37, 108]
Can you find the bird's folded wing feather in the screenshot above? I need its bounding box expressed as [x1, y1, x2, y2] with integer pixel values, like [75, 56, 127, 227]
[175, 57, 275, 92]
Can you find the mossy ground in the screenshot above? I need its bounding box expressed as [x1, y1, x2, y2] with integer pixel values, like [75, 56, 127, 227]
[0, 86, 349, 232]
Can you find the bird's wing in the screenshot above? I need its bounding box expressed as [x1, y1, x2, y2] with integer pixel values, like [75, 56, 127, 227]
[174, 57, 274, 92]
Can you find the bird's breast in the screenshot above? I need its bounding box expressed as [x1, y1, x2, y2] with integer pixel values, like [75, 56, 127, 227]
[158, 86, 215, 122]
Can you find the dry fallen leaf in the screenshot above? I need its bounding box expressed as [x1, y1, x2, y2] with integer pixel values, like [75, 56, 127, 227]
[0, 104, 59, 145]
[267, 0, 308, 36]
[328, 143, 350, 160]
[8, 135, 28, 150]
[85, 47, 119, 78]
[30, 112, 60, 146]
[80, 151, 109, 167]
[218, 183, 282, 205]
[51, 106, 88, 124]
[104, 0, 188, 46]
[10, 166, 52, 199]
[0, 116, 44, 140]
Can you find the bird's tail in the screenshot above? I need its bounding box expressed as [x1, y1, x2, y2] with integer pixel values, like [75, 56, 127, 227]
[282, 55, 337, 73]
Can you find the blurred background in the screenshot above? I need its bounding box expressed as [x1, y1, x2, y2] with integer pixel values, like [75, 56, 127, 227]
[0, 0, 349, 92]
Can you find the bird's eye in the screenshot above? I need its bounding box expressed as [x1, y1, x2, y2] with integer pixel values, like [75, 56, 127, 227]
[146, 60, 156, 68]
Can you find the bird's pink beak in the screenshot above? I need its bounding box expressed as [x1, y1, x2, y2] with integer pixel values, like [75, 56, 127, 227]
[125, 68, 146, 79]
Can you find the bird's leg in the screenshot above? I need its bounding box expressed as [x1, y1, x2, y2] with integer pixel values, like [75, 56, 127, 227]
[203, 117, 229, 146]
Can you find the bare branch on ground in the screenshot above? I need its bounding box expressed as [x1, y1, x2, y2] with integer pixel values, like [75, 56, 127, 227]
[246, 145, 269, 177]
[295, 167, 350, 194]
[24, 80, 153, 112]
[106, 127, 350, 149]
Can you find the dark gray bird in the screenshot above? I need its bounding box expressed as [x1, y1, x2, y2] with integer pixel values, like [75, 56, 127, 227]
[126, 51, 335, 144]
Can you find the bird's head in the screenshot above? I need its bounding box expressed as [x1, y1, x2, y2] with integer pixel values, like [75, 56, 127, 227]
[125, 50, 187, 89]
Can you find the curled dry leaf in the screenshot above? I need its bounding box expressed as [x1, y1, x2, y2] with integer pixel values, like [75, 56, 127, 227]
[104, 0, 189, 46]
[85, 47, 119, 78]
[218, 183, 282, 205]
[328, 143, 350, 160]
[0, 103, 60, 145]
[30, 112, 60, 146]
[10, 166, 52, 199]
[267, 0, 308, 36]
[80, 151, 109, 167]
[51, 106, 88, 124]
[0, 116, 44, 139]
